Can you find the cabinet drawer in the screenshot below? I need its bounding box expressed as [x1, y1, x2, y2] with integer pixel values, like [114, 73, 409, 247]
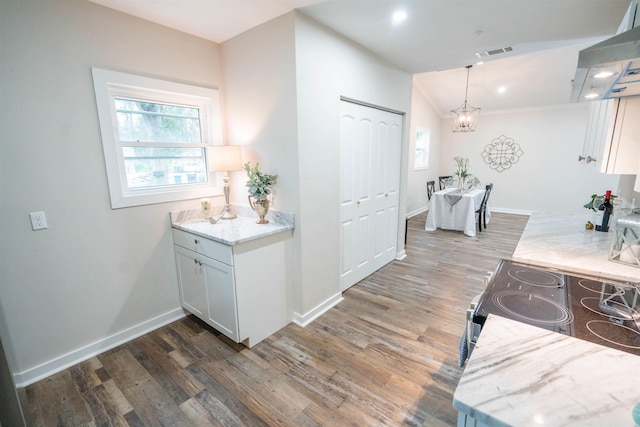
[172, 228, 233, 266]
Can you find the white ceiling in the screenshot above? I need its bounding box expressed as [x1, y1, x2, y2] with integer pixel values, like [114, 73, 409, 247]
[89, 0, 632, 114]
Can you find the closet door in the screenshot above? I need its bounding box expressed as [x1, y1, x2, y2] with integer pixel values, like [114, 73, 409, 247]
[340, 100, 402, 291]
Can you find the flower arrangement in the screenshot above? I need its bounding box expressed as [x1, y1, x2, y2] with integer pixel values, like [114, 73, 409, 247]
[583, 193, 617, 211]
[243, 162, 278, 202]
[454, 156, 470, 179]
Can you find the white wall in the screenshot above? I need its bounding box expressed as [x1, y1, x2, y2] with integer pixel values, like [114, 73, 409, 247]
[220, 13, 299, 319]
[438, 105, 622, 214]
[406, 82, 444, 216]
[221, 12, 413, 321]
[293, 14, 413, 318]
[0, 0, 223, 384]
[221, 14, 299, 212]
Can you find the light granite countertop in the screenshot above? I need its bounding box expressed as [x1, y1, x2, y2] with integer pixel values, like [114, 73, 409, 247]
[512, 212, 639, 285]
[454, 315, 640, 427]
[170, 205, 294, 245]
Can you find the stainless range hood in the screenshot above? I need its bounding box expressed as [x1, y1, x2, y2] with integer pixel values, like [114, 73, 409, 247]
[570, 25, 640, 102]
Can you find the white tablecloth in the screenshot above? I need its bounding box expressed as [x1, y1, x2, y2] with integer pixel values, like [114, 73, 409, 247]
[424, 188, 489, 237]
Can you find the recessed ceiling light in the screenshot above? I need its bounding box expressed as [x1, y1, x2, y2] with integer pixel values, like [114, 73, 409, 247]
[392, 10, 407, 25]
[497, 86, 507, 94]
[585, 93, 599, 99]
[476, 61, 484, 66]
[594, 71, 614, 79]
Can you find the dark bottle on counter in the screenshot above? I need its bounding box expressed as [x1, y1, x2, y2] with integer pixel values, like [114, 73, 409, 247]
[595, 190, 613, 232]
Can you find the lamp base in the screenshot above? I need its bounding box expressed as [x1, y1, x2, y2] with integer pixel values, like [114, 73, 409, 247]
[219, 206, 237, 220]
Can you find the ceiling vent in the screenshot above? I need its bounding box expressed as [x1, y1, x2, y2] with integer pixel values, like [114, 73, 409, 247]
[475, 46, 513, 58]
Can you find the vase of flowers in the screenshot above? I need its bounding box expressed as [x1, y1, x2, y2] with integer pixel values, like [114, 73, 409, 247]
[454, 156, 470, 191]
[244, 162, 278, 224]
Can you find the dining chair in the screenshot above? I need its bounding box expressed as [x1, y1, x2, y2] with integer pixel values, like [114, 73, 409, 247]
[476, 183, 493, 232]
[439, 176, 452, 190]
[426, 180, 435, 200]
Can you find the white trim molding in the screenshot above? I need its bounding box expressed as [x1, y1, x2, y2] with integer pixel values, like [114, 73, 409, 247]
[14, 308, 186, 387]
[292, 292, 343, 327]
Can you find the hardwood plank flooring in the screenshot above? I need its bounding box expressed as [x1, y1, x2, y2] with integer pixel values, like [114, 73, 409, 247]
[24, 211, 529, 426]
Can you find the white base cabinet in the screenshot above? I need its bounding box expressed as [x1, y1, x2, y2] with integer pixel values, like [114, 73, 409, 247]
[172, 227, 292, 347]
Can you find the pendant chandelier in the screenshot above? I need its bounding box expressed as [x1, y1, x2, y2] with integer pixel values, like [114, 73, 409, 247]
[451, 65, 480, 132]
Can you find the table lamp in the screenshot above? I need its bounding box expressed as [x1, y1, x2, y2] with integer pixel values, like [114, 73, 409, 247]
[210, 145, 243, 219]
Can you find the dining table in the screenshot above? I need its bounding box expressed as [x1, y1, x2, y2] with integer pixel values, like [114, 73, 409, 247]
[424, 187, 489, 237]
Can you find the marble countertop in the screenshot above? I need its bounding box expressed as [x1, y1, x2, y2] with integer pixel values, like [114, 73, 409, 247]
[454, 315, 640, 427]
[170, 205, 294, 245]
[512, 212, 639, 285]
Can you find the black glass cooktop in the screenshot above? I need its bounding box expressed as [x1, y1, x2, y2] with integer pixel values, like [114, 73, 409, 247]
[474, 260, 640, 356]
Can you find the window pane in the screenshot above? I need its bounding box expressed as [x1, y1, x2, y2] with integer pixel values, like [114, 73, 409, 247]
[122, 146, 207, 189]
[115, 98, 202, 143]
[414, 128, 430, 170]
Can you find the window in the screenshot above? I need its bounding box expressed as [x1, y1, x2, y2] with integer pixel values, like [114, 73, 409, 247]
[92, 68, 223, 208]
[413, 128, 430, 170]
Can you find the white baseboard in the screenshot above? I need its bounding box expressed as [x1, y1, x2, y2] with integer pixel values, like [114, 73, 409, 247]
[490, 207, 533, 216]
[396, 249, 407, 260]
[292, 292, 343, 327]
[406, 206, 428, 218]
[14, 308, 186, 387]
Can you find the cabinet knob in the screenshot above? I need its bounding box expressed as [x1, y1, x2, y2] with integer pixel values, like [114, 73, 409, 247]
[578, 155, 585, 162]
[194, 239, 199, 244]
[193, 259, 202, 266]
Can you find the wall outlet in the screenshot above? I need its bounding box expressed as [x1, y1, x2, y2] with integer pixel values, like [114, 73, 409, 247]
[29, 211, 48, 230]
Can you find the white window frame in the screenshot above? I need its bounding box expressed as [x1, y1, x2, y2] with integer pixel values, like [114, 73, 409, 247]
[92, 68, 223, 208]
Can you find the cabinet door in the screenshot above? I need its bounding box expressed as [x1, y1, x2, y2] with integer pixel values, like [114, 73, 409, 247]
[601, 97, 640, 175]
[582, 99, 613, 168]
[174, 246, 207, 318]
[202, 257, 239, 342]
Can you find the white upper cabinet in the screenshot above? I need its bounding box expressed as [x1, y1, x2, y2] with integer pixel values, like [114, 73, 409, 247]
[601, 97, 640, 175]
[582, 97, 640, 175]
[580, 1, 640, 174]
[581, 99, 614, 169]
[618, 0, 639, 32]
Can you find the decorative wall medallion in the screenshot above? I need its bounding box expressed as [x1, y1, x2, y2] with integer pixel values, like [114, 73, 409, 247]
[482, 135, 523, 172]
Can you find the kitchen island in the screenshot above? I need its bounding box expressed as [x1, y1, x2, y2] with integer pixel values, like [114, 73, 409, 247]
[454, 211, 640, 426]
[512, 211, 639, 284]
[454, 315, 640, 427]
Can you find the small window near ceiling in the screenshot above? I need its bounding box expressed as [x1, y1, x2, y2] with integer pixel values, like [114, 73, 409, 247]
[92, 68, 223, 208]
[414, 128, 430, 170]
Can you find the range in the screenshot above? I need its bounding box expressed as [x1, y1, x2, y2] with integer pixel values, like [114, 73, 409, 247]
[465, 259, 640, 363]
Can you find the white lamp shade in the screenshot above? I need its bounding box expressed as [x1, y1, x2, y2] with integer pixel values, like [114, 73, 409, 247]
[210, 145, 243, 172]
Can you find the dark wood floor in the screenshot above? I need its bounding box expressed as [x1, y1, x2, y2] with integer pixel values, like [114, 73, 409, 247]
[24, 211, 529, 426]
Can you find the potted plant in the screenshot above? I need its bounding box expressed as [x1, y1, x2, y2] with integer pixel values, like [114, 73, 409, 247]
[583, 192, 617, 230]
[244, 162, 278, 224]
[583, 193, 617, 211]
